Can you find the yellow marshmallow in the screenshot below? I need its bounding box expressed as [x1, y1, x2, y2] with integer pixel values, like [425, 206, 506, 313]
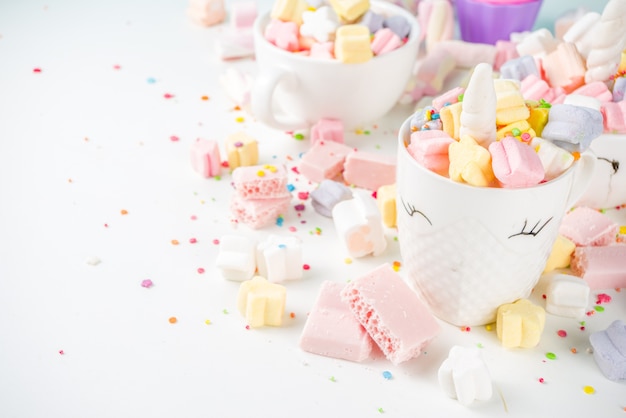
[494, 79, 530, 125]
[329, 0, 370, 22]
[496, 120, 536, 141]
[376, 183, 397, 228]
[270, 0, 308, 24]
[334, 24, 373, 63]
[526, 105, 550, 137]
[496, 299, 545, 349]
[448, 135, 494, 187]
[237, 276, 286, 327]
[439, 102, 463, 140]
[543, 235, 576, 273]
[226, 131, 259, 170]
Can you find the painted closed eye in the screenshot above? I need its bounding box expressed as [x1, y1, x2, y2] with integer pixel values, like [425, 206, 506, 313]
[598, 157, 619, 174]
[508, 217, 553, 239]
[400, 196, 432, 226]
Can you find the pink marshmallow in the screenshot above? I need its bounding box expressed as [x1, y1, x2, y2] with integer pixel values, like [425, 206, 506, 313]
[298, 140, 353, 183]
[407, 129, 454, 174]
[187, 0, 226, 26]
[215, 28, 255, 60]
[418, 0, 454, 52]
[309, 41, 334, 59]
[559, 207, 619, 247]
[371, 28, 403, 55]
[340, 263, 441, 365]
[414, 47, 456, 96]
[489, 136, 545, 188]
[542, 42, 586, 93]
[433, 40, 497, 69]
[264, 19, 300, 52]
[232, 164, 291, 200]
[601, 101, 626, 133]
[230, 194, 291, 229]
[493, 40, 520, 71]
[190, 138, 221, 178]
[571, 245, 626, 290]
[230, 0, 257, 30]
[432, 86, 465, 110]
[299, 281, 374, 362]
[570, 81, 614, 104]
[343, 150, 397, 191]
[310, 118, 344, 144]
[520, 74, 556, 102]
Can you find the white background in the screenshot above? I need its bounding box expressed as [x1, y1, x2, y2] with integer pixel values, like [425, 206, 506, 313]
[0, 1, 624, 417]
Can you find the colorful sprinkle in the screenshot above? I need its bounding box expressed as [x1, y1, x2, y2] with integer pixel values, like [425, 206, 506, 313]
[344, 258, 352, 264]
[297, 191, 309, 200]
[163, 93, 174, 99]
[583, 385, 595, 395]
[329, 376, 336, 382]
[382, 371, 392, 380]
[290, 312, 296, 318]
[596, 293, 612, 304]
[557, 330, 567, 338]
[201, 95, 209, 101]
[197, 267, 205, 274]
[293, 132, 305, 140]
[170, 135, 180, 142]
[168, 317, 178, 324]
[171, 239, 180, 245]
[212, 239, 220, 245]
[545, 352, 557, 360]
[141, 279, 153, 288]
[147, 77, 156, 83]
[189, 237, 197, 244]
[223, 309, 229, 314]
[33, 68, 42, 73]
[378, 407, 384, 414]
[594, 306, 605, 312]
[538, 377, 545, 383]
[303, 264, 310, 271]
[120, 209, 128, 215]
[205, 319, 212, 325]
[235, 116, 245, 123]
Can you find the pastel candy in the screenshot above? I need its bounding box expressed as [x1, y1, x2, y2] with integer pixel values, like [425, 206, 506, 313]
[265, 19, 300, 52]
[612, 76, 626, 102]
[309, 41, 335, 59]
[520, 74, 556, 102]
[410, 106, 443, 131]
[300, 6, 340, 43]
[601, 101, 626, 133]
[438, 346, 493, 406]
[495, 120, 535, 141]
[544, 273, 590, 319]
[359, 9, 384, 33]
[419, 0, 454, 53]
[563, 93, 602, 113]
[270, 0, 307, 24]
[570, 81, 613, 104]
[298, 140, 353, 183]
[514, 28, 558, 58]
[230, 194, 291, 229]
[434, 40, 497, 69]
[558, 206, 619, 247]
[498, 55, 539, 81]
[496, 299, 545, 349]
[530, 136, 574, 180]
[459, 63, 497, 146]
[329, 0, 370, 22]
[571, 245, 626, 290]
[343, 149, 396, 191]
[376, 183, 397, 228]
[432, 86, 464, 111]
[340, 263, 441, 365]
[561, 11, 600, 59]
[542, 42, 586, 93]
[332, 190, 387, 258]
[439, 101, 463, 140]
[543, 235, 576, 273]
[589, 320, 626, 381]
[413, 47, 456, 96]
[226, 131, 259, 169]
[449, 135, 495, 187]
[526, 104, 550, 136]
[407, 129, 454, 174]
[215, 28, 255, 60]
[584, 0, 626, 83]
[383, 15, 411, 39]
[187, 0, 226, 26]
[256, 235, 303, 283]
[237, 276, 286, 327]
[215, 235, 257, 281]
[219, 67, 253, 107]
[232, 164, 290, 200]
[541, 103, 603, 152]
[309, 179, 353, 217]
[489, 136, 544, 188]
[190, 138, 221, 178]
[310, 118, 344, 144]
[371, 28, 403, 56]
[494, 79, 530, 126]
[334, 24, 373, 63]
[230, 0, 257, 30]
[493, 40, 519, 71]
[299, 281, 374, 362]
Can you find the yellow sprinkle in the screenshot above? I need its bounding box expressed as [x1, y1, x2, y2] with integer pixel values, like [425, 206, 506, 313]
[171, 239, 180, 245]
[205, 319, 212, 325]
[257, 170, 266, 177]
[485, 324, 493, 332]
[583, 385, 595, 394]
[355, 129, 363, 134]
[619, 225, 626, 235]
[235, 116, 245, 123]
[344, 258, 353, 264]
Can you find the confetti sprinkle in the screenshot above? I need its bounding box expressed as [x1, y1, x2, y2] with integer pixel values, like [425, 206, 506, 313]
[59, 350, 64, 355]
[163, 93, 174, 99]
[235, 116, 245, 123]
[147, 77, 156, 84]
[276, 216, 284, 227]
[113, 64, 121, 70]
[538, 377, 545, 383]
[170, 135, 180, 142]
[382, 371, 392, 380]
[594, 306, 605, 312]
[570, 347, 577, 354]
[596, 293, 612, 304]
[168, 317, 177, 324]
[245, 325, 250, 330]
[329, 376, 336, 382]
[120, 209, 128, 215]
[297, 191, 309, 200]
[378, 407, 384, 413]
[294, 203, 305, 211]
[171, 239, 180, 245]
[201, 95, 209, 100]
[293, 132, 305, 140]
[197, 267, 205, 274]
[557, 330, 567, 338]
[545, 352, 557, 360]
[290, 312, 296, 318]
[344, 258, 352, 264]
[460, 326, 471, 332]
[223, 309, 229, 314]
[583, 385, 595, 395]
[303, 264, 310, 270]
[212, 239, 220, 245]
[189, 237, 197, 244]
[141, 279, 153, 288]
[33, 68, 42, 73]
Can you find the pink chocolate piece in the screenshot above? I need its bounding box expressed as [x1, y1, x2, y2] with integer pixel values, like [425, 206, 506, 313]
[190, 138, 221, 178]
[407, 129, 454, 174]
[559, 207, 619, 247]
[230, 0, 257, 30]
[309, 41, 334, 59]
[299, 281, 374, 362]
[371, 28, 403, 55]
[520, 74, 556, 102]
[310, 118, 344, 144]
[489, 136, 544, 188]
[571, 245, 626, 290]
[298, 140, 353, 183]
[230, 194, 291, 229]
[343, 150, 396, 191]
[340, 263, 441, 365]
[432, 86, 465, 110]
[264, 19, 299, 52]
[232, 164, 290, 199]
[601, 101, 626, 134]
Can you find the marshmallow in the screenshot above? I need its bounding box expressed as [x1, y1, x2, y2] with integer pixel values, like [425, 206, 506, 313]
[541, 103, 604, 152]
[232, 164, 290, 200]
[496, 299, 545, 349]
[256, 235, 303, 283]
[309, 41, 335, 59]
[310, 118, 344, 144]
[589, 320, 626, 381]
[359, 9, 384, 33]
[309, 179, 353, 217]
[343, 150, 396, 191]
[187, 0, 226, 26]
[237, 276, 286, 327]
[571, 245, 626, 290]
[495, 120, 536, 142]
[190, 138, 221, 178]
[225, 132, 259, 170]
[542, 42, 586, 93]
[612, 76, 626, 102]
[489, 136, 544, 188]
[215, 235, 257, 281]
[499, 55, 539, 81]
[525, 102, 551, 136]
[434, 40, 497, 69]
[438, 346, 493, 406]
[383, 15, 411, 39]
[494, 79, 530, 126]
[561, 11, 600, 59]
[449, 135, 495, 187]
[340, 263, 441, 365]
[332, 191, 387, 258]
[418, 0, 454, 53]
[459, 63, 497, 146]
[215, 28, 255, 60]
[230, 194, 292, 229]
[564, 93, 602, 113]
[558, 206, 619, 247]
[329, 0, 370, 22]
[520, 74, 556, 103]
[432, 86, 465, 111]
[413, 47, 456, 96]
[334, 24, 373, 63]
[601, 101, 626, 134]
[300, 6, 340, 43]
[409, 106, 443, 131]
[439, 101, 463, 140]
[376, 183, 397, 228]
[219, 68, 253, 106]
[570, 81, 614, 104]
[230, 0, 257, 30]
[270, 0, 307, 24]
[515, 28, 559, 58]
[371, 28, 403, 56]
[584, 0, 626, 83]
[407, 129, 454, 175]
[493, 40, 520, 71]
[530, 136, 574, 180]
[544, 273, 590, 319]
[299, 281, 374, 362]
[298, 140, 353, 183]
[543, 235, 576, 273]
[264, 19, 300, 52]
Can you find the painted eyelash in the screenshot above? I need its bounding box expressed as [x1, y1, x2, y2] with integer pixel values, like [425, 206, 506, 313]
[598, 157, 620, 174]
[508, 217, 553, 239]
[400, 196, 432, 225]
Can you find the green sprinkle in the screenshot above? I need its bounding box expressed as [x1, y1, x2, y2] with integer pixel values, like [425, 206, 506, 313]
[539, 98, 552, 108]
[580, 321, 586, 326]
[477, 343, 484, 349]
[329, 376, 336, 382]
[222, 309, 229, 314]
[293, 133, 305, 140]
[378, 407, 385, 413]
[214, 175, 221, 181]
[546, 352, 557, 360]
[594, 306, 605, 312]
[458, 93, 464, 102]
[364, 130, 371, 135]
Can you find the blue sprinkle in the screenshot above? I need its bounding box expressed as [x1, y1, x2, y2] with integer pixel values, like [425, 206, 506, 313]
[287, 184, 295, 192]
[382, 371, 392, 380]
[278, 244, 286, 249]
[275, 216, 284, 227]
[147, 77, 156, 84]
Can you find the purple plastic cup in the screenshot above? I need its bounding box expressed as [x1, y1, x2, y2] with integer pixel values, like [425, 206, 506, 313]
[455, 0, 544, 45]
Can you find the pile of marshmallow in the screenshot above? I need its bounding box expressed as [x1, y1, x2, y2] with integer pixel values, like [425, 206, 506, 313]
[264, 0, 412, 62]
[407, 62, 605, 188]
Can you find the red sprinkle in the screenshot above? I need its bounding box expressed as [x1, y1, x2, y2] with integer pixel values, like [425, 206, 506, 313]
[557, 330, 567, 338]
[197, 267, 205, 274]
[33, 68, 42, 73]
[297, 191, 309, 200]
[538, 378, 545, 383]
[164, 93, 174, 99]
[189, 237, 197, 244]
[303, 264, 310, 270]
[170, 135, 180, 142]
[59, 350, 64, 355]
[212, 239, 220, 245]
[596, 293, 612, 304]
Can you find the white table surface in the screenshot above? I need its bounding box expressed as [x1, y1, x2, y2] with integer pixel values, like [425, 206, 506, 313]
[1, 1, 624, 417]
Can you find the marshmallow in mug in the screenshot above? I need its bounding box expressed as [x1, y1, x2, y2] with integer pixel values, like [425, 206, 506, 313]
[264, 0, 413, 61]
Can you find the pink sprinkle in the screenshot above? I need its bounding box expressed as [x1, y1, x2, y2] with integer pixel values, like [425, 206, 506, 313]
[33, 68, 42, 73]
[297, 191, 309, 200]
[164, 93, 174, 99]
[212, 239, 220, 245]
[197, 267, 205, 274]
[190, 215, 197, 220]
[189, 237, 197, 244]
[291, 166, 300, 174]
[294, 203, 305, 211]
[59, 350, 64, 355]
[141, 279, 154, 288]
[557, 329, 567, 338]
[113, 64, 121, 70]
[221, 161, 230, 168]
[288, 226, 297, 232]
[538, 377, 545, 383]
[245, 325, 250, 330]
[169, 135, 180, 142]
[303, 264, 310, 270]
[596, 293, 612, 304]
